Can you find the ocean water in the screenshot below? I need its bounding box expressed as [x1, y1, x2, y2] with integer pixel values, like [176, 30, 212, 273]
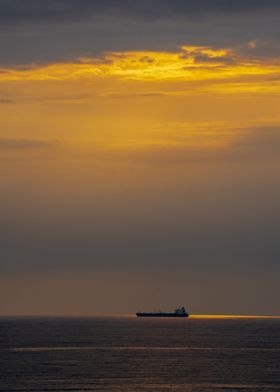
[0, 317, 280, 392]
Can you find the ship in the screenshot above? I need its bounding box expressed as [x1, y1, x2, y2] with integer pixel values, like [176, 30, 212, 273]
[136, 306, 189, 318]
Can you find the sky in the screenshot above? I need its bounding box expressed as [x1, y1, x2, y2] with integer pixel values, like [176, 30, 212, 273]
[0, 0, 279, 316]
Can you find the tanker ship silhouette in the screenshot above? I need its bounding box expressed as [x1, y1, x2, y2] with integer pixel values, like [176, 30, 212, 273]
[136, 306, 189, 318]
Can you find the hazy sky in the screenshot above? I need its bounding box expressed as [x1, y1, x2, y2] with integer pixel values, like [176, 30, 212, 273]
[0, 0, 279, 316]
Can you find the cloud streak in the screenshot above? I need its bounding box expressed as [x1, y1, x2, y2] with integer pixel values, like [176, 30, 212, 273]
[100, 125, 280, 165]
[0, 98, 14, 103]
[0, 138, 59, 149]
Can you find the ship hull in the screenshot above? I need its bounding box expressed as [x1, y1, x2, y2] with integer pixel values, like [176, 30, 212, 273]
[136, 312, 189, 318]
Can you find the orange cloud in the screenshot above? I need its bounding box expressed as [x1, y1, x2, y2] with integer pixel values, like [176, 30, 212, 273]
[0, 45, 279, 95]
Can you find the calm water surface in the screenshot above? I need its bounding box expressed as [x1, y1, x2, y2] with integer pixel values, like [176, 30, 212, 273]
[0, 317, 280, 391]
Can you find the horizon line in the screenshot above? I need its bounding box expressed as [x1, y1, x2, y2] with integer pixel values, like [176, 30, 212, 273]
[0, 314, 280, 319]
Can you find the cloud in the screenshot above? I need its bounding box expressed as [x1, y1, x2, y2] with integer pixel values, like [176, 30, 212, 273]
[0, 0, 279, 26]
[103, 125, 280, 165]
[0, 46, 279, 92]
[0, 98, 14, 103]
[0, 1, 279, 67]
[0, 138, 59, 149]
[232, 126, 280, 158]
[103, 92, 166, 100]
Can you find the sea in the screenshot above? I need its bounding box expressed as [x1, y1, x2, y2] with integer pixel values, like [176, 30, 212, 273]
[0, 316, 280, 392]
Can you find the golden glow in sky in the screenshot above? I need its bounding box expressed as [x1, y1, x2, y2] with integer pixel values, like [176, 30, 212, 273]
[0, 45, 279, 92]
[1, 44, 279, 156]
[0, 0, 280, 317]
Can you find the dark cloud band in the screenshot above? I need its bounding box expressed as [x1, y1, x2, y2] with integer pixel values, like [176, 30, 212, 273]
[0, 0, 279, 25]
